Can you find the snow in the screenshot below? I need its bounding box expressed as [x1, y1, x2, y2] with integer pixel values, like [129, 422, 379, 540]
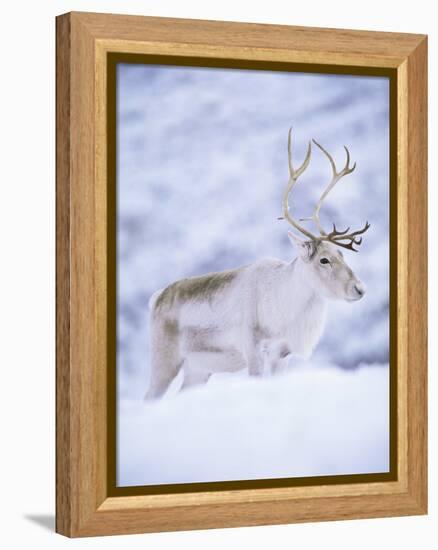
[118, 364, 389, 486]
[116, 63, 391, 486]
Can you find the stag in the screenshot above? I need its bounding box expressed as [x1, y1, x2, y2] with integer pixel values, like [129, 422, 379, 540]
[145, 129, 370, 399]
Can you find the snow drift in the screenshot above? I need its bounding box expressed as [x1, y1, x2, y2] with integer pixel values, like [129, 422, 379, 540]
[118, 364, 389, 486]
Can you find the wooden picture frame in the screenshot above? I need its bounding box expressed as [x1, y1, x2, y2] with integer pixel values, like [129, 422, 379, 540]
[56, 11, 427, 537]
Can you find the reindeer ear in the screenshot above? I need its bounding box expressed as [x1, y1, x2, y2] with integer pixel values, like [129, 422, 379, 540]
[287, 232, 315, 261]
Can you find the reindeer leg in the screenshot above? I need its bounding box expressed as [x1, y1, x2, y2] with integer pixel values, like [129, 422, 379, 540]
[144, 366, 182, 400]
[243, 328, 265, 377]
[145, 316, 182, 400]
[271, 357, 289, 376]
[271, 342, 290, 375]
[245, 343, 264, 377]
[181, 365, 212, 391]
[265, 340, 291, 376]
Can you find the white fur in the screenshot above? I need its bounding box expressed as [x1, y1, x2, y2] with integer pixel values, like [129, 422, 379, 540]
[145, 236, 365, 399]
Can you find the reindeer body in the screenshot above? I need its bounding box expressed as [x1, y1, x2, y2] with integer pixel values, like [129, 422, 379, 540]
[146, 256, 330, 399]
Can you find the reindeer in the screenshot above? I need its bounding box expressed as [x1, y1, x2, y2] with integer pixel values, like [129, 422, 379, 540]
[144, 130, 370, 399]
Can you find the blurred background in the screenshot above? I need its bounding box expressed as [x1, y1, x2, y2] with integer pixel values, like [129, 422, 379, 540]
[116, 63, 390, 485]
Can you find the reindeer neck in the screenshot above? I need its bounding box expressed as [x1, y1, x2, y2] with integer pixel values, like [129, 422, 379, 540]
[280, 258, 325, 317]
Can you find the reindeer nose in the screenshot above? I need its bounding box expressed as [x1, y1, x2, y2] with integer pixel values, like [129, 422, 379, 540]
[354, 282, 366, 297]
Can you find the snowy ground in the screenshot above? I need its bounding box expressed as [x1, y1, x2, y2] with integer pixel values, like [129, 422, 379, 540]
[118, 364, 389, 486]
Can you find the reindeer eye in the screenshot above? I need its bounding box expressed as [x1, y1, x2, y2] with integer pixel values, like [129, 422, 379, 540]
[320, 258, 330, 265]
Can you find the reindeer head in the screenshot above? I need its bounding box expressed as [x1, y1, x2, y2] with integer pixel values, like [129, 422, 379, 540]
[280, 129, 369, 302]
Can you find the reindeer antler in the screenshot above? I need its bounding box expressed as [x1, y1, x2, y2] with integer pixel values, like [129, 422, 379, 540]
[310, 138, 370, 251]
[281, 129, 370, 252]
[280, 128, 315, 241]
[325, 221, 371, 252]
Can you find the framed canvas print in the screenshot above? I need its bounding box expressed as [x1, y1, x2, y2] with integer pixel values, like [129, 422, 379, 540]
[56, 12, 428, 537]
